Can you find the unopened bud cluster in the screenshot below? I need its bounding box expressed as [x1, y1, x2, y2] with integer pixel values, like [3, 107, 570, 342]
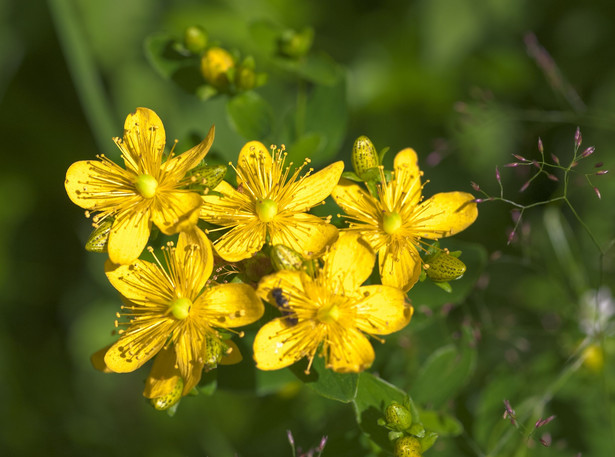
[379, 402, 439, 456]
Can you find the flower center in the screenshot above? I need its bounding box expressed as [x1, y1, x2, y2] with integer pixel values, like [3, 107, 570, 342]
[168, 297, 192, 320]
[317, 303, 340, 324]
[135, 173, 158, 199]
[383, 211, 403, 234]
[255, 198, 278, 222]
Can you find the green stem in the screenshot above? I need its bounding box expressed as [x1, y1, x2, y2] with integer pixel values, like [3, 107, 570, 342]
[48, 0, 117, 153]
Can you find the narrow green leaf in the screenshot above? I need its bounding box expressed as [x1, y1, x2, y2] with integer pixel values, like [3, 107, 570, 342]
[226, 91, 274, 140]
[290, 356, 358, 403]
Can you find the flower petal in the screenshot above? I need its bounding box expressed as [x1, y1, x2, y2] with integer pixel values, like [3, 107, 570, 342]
[176, 228, 214, 295]
[65, 160, 137, 210]
[323, 232, 375, 291]
[174, 328, 205, 393]
[143, 346, 182, 398]
[331, 178, 381, 221]
[200, 181, 252, 226]
[326, 327, 374, 373]
[392, 148, 422, 208]
[378, 244, 422, 292]
[105, 258, 173, 304]
[257, 270, 307, 303]
[354, 285, 412, 335]
[219, 339, 243, 365]
[162, 125, 215, 180]
[287, 161, 344, 212]
[253, 319, 319, 371]
[104, 326, 170, 373]
[200, 283, 264, 328]
[151, 190, 202, 235]
[107, 208, 152, 264]
[270, 213, 338, 259]
[120, 107, 166, 174]
[236, 141, 273, 191]
[213, 220, 267, 262]
[413, 191, 478, 239]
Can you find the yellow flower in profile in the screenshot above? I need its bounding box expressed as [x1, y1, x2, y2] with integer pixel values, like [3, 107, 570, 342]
[200, 141, 344, 262]
[98, 228, 264, 396]
[253, 232, 413, 373]
[65, 107, 215, 264]
[332, 148, 478, 292]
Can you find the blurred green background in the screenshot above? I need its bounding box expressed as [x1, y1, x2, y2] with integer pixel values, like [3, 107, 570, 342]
[2, 0, 614, 455]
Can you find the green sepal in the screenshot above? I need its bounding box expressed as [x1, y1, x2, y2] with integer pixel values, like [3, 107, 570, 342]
[420, 432, 439, 453]
[378, 146, 390, 164]
[433, 281, 452, 293]
[341, 171, 363, 182]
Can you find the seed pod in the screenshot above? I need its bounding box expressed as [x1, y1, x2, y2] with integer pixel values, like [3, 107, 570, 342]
[352, 135, 379, 180]
[201, 47, 235, 90]
[188, 164, 227, 192]
[270, 244, 305, 272]
[85, 217, 114, 253]
[394, 436, 422, 457]
[151, 377, 184, 411]
[183, 25, 208, 54]
[385, 402, 413, 431]
[425, 251, 466, 282]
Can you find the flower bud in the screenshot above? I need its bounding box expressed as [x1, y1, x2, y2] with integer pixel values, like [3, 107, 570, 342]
[277, 27, 314, 59]
[201, 47, 235, 90]
[235, 65, 256, 91]
[188, 163, 227, 192]
[352, 135, 379, 180]
[385, 402, 413, 431]
[394, 436, 422, 457]
[582, 343, 604, 373]
[183, 26, 208, 54]
[151, 377, 184, 411]
[203, 335, 228, 370]
[270, 244, 305, 272]
[85, 217, 114, 253]
[425, 251, 466, 282]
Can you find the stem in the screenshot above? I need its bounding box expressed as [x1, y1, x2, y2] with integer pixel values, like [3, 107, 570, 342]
[48, 0, 117, 153]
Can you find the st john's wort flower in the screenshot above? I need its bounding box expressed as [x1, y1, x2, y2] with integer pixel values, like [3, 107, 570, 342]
[65, 107, 214, 264]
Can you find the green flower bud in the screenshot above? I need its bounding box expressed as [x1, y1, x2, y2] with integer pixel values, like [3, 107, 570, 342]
[188, 163, 227, 192]
[277, 27, 314, 59]
[151, 377, 184, 411]
[201, 47, 235, 90]
[270, 244, 305, 272]
[85, 217, 114, 253]
[385, 402, 413, 431]
[235, 65, 256, 91]
[425, 251, 466, 282]
[352, 135, 379, 180]
[183, 26, 208, 54]
[203, 335, 228, 370]
[394, 436, 422, 457]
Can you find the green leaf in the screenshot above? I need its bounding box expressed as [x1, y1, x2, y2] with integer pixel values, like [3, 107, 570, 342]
[418, 409, 463, 437]
[411, 327, 477, 409]
[144, 33, 203, 94]
[408, 240, 487, 308]
[287, 133, 323, 164]
[289, 356, 358, 403]
[226, 91, 274, 140]
[353, 372, 416, 452]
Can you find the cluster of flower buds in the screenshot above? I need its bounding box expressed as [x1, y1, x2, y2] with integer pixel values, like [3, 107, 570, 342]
[378, 401, 439, 456]
[277, 27, 314, 59]
[177, 25, 267, 96]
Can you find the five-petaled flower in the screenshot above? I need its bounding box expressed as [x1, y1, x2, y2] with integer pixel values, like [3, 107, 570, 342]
[96, 228, 264, 397]
[199, 141, 344, 262]
[253, 232, 413, 373]
[332, 148, 478, 292]
[65, 107, 215, 264]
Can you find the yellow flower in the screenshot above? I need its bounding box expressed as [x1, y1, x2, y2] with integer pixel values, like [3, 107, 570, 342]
[200, 141, 344, 262]
[253, 232, 413, 373]
[332, 148, 478, 292]
[98, 228, 264, 396]
[65, 107, 215, 264]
